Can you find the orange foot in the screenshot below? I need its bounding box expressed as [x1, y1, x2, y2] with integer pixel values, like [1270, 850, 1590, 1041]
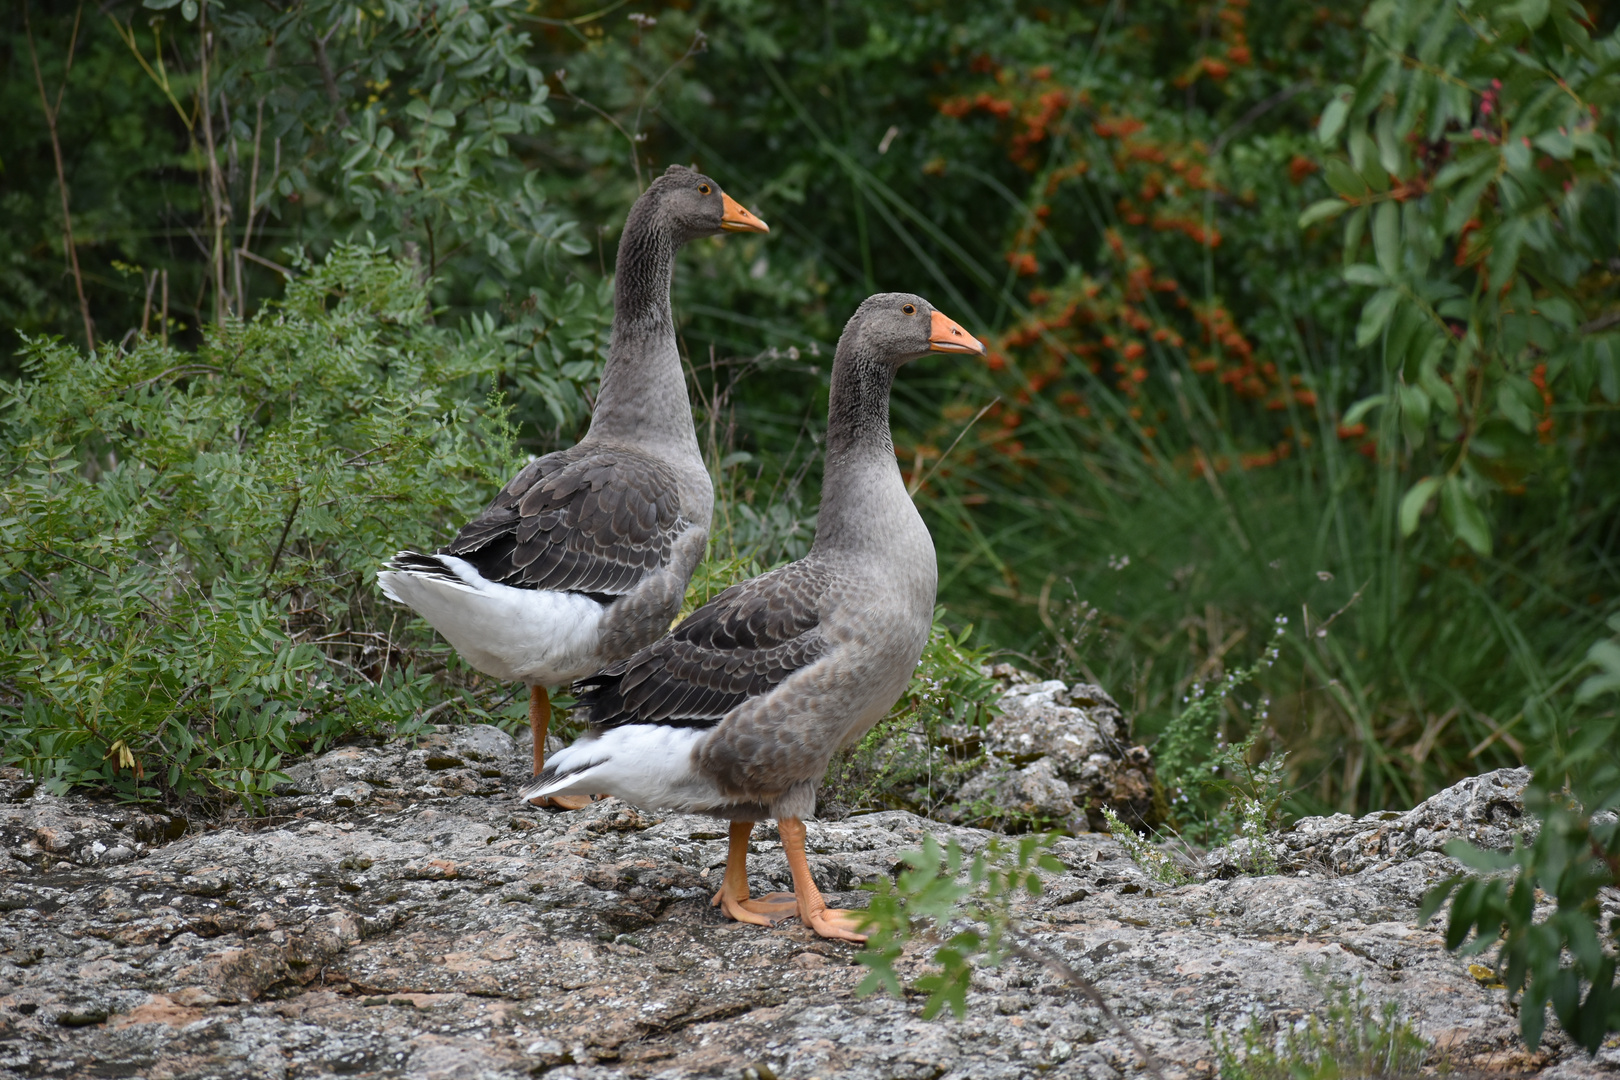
[800, 904, 868, 943]
[715, 888, 798, 925]
[712, 887, 798, 926]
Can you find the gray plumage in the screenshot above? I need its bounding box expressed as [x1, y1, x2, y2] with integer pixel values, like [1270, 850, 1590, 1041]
[524, 293, 980, 821]
[378, 165, 763, 686]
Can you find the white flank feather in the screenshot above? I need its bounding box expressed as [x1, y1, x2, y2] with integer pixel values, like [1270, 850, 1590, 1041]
[516, 725, 727, 812]
[376, 553, 606, 685]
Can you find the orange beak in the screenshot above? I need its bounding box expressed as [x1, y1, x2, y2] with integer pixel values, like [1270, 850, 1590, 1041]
[720, 193, 770, 233]
[929, 310, 984, 354]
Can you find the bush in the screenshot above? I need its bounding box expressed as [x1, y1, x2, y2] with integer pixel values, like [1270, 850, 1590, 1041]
[0, 244, 545, 807]
[1422, 613, 1620, 1054]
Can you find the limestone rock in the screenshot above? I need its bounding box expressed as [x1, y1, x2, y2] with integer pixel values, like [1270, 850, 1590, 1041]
[949, 669, 1163, 832]
[1, 741, 1613, 1080]
[1276, 765, 1536, 874]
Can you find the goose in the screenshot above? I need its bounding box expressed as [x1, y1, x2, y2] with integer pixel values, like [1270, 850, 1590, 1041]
[378, 165, 769, 809]
[517, 293, 984, 940]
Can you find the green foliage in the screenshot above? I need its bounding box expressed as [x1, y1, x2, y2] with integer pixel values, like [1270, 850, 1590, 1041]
[0, 243, 534, 806]
[1215, 978, 1429, 1080]
[1421, 612, 1620, 1053]
[854, 831, 1064, 1020]
[5, 0, 608, 445]
[1148, 614, 1291, 848]
[1101, 806, 1192, 887]
[1320, 0, 1620, 557]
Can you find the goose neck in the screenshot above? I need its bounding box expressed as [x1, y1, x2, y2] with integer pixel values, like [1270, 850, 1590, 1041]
[585, 208, 695, 453]
[812, 345, 907, 555]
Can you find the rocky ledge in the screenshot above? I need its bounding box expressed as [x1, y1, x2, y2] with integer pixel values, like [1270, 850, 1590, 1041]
[2, 730, 1617, 1080]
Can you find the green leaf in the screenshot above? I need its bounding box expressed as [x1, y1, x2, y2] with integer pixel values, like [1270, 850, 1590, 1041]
[1323, 157, 1368, 198]
[1400, 476, 1441, 536]
[181, 0, 198, 19]
[1343, 263, 1388, 286]
[1373, 202, 1401, 277]
[1488, 217, 1528, 288]
[1576, 640, 1620, 703]
[1342, 394, 1386, 426]
[1433, 150, 1493, 190]
[1419, 876, 1464, 924]
[1298, 199, 1351, 228]
[1342, 204, 1369, 265]
[1441, 477, 1492, 556]
[1533, 130, 1575, 161]
[1497, 379, 1535, 433]
[1419, 339, 1458, 416]
[1443, 167, 1497, 236]
[1503, 137, 1532, 175]
[1375, 107, 1403, 178]
[1356, 288, 1400, 347]
[1317, 90, 1352, 146]
[1509, 0, 1550, 29]
[1598, 336, 1620, 403]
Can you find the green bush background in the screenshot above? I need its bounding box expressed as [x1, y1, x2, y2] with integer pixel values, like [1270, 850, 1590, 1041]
[2, 0, 1617, 828]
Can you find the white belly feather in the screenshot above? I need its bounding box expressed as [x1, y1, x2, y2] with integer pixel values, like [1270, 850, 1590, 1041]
[376, 553, 606, 686]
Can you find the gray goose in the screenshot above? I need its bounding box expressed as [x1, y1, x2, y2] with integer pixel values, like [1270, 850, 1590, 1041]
[378, 165, 768, 808]
[517, 293, 984, 940]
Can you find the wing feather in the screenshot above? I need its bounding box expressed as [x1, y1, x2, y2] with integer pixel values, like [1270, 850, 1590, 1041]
[573, 562, 830, 730]
[443, 446, 685, 597]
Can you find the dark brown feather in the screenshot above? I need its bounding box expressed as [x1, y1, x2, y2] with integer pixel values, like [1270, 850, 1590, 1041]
[442, 445, 685, 597]
[574, 561, 831, 730]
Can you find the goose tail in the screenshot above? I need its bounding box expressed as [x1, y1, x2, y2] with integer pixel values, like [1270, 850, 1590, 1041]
[516, 725, 717, 809]
[374, 552, 607, 685]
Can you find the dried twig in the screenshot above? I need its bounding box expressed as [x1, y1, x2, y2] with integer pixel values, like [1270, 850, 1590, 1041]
[197, 0, 230, 325]
[24, 1, 94, 350]
[239, 249, 293, 277]
[311, 18, 349, 129]
[908, 397, 999, 497]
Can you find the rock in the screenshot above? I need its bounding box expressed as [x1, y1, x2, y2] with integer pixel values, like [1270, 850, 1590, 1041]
[0, 767, 185, 873]
[957, 756, 1076, 822]
[948, 670, 1164, 833]
[1273, 766, 1537, 875]
[1, 742, 1613, 1079]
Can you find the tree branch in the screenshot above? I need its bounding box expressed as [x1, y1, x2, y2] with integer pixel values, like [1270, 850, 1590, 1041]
[25, 1, 95, 350]
[311, 18, 349, 129]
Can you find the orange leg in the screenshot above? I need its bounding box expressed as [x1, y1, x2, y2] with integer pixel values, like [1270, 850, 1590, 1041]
[528, 685, 591, 811]
[710, 820, 797, 925]
[780, 817, 867, 942]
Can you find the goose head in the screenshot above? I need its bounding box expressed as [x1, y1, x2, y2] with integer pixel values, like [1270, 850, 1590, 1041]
[844, 292, 984, 367]
[646, 164, 769, 242]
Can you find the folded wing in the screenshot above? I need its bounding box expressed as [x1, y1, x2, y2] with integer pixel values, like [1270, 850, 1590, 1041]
[575, 561, 831, 729]
[445, 446, 685, 598]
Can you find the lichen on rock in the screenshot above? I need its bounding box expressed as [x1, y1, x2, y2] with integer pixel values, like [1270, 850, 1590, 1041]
[1, 735, 1614, 1079]
[948, 667, 1164, 833]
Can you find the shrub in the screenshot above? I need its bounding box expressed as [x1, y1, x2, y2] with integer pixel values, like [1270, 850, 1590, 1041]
[1422, 612, 1620, 1053]
[0, 244, 548, 807]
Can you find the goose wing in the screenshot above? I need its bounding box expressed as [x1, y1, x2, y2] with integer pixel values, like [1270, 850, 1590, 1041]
[444, 446, 685, 597]
[574, 560, 830, 729]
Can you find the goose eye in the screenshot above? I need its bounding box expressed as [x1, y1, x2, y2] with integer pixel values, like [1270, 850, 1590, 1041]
[902, 304, 917, 315]
[698, 183, 712, 195]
